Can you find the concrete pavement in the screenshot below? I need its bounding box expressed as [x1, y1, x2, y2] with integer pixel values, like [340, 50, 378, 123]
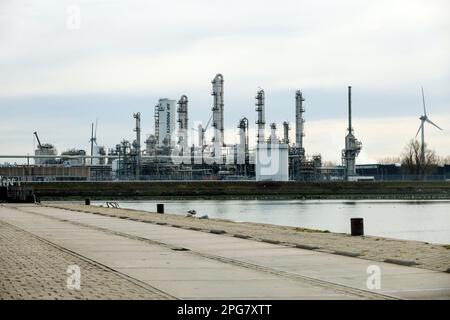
[1, 204, 449, 300]
[0, 219, 173, 300]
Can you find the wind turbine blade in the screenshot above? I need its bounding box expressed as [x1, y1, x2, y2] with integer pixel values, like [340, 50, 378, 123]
[415, 122, 423, 138]
[421, 86, 427, 116]
[425, 118, 443, 131]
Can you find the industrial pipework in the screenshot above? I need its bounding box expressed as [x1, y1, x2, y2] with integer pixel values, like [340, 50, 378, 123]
[255, 88, 266, 144]
[211, 74, 225, 147]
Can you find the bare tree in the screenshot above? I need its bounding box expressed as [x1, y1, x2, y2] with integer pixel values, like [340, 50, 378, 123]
[401, 139, 438, 175]
[437, 155, 450, 166]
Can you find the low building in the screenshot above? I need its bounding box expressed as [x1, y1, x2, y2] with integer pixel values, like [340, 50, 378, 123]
[0, 165, 90, 181]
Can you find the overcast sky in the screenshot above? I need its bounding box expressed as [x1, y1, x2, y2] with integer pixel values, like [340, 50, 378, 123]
[1, 0, 449, 164]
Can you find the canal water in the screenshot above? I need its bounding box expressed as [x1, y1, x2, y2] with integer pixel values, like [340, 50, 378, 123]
[94, 200, 450, 245]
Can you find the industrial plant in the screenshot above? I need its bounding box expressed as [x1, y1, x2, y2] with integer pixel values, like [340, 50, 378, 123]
[0, 74, 448, 182]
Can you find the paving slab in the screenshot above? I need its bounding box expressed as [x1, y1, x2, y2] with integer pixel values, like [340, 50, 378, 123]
[1, 205, 373, 300]
[2, 204, 449, 299]
[0, 219, 172, 300]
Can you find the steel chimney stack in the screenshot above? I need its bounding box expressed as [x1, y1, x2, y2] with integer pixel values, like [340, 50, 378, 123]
[348, 86, 352, 133]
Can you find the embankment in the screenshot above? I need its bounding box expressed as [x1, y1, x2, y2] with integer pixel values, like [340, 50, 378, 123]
[25, 181, 450, 200]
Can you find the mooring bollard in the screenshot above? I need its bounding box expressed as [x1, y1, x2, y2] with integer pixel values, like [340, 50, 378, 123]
[85, 198, 91, 206]
[157, 204, 164, 214]
[351, 218, 364, 236]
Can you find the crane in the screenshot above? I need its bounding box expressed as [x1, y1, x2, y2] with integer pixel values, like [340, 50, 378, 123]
[33, 132, 42, 149]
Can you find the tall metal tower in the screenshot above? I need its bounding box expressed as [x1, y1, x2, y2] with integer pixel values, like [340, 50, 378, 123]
[133, 112, 141, 178]
[415, 87, 443, 165]
[295, 90, 305, 154]
[177, 95, 189, 156]
[237, 117, 249, 165]
[283, 121, 290, 145]
[211, 74, 225, 147]
[255, 88, 265, 144]
[342, 86, 362, 180]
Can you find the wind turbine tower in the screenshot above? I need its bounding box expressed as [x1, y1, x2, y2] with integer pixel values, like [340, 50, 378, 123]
[89, 119, 98, 165]
[416, 87, 443, 164]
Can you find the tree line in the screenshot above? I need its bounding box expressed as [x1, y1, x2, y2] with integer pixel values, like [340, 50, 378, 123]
[378, 140, 449, 175]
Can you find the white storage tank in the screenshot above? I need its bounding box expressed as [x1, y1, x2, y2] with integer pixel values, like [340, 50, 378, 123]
[35, 144, 58, 165]
[156, 98, 176, 147]
[92, 145, 106, 165]
[111, 159, 120, 172]
[255, 143, 289, 181]
[61, 149, 86, 166]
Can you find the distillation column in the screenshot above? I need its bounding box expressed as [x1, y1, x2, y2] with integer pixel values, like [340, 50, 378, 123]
[283, 121, 290, 144]
[255, 89, 266, 144]
[133, 112, 141, 178]
[237, 117, 249, 165]
[270, 123, 278, 144]
[211, 74, 225, 147]
[177, 95, 189, 155]
[295, 90, 305, 155]
[154, 105, 160, 145]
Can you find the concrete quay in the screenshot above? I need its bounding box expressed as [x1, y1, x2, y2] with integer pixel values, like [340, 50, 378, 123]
[1, 204, 449, 300]
[48, 203, 450, 273]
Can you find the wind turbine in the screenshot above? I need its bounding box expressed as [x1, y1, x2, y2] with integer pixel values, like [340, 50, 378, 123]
[415, 87, 443, 163]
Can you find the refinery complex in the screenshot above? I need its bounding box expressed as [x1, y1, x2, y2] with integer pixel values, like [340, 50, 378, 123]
[1, 73, 448, 182]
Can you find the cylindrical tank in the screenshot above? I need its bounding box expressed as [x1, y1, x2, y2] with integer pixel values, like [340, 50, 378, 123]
[92, 146, 106, 165]
[255, 144, 289, 181]
[61, 149, 86, 166]
[35, 144, 58, 165]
